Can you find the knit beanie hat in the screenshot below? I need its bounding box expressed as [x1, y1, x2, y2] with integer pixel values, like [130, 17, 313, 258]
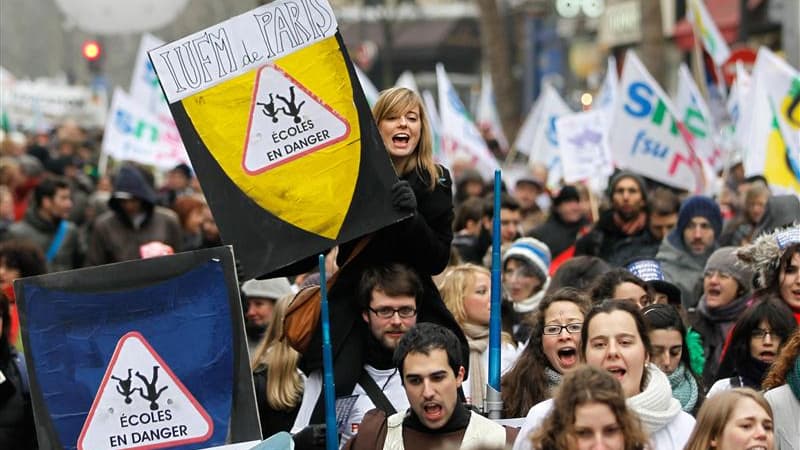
[676, 195, 722, 238]
[608, 170, 649, 202]
[502, 237, 551, 282]
[552, 185, 581, 207]
[704, 246, 754, 293]
[241, 277, 293, 300]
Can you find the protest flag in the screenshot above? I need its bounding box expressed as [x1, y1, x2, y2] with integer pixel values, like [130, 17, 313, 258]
[130, 33, 170, 120]
[15, 246, 260, 449]
[676, 63, 723, 172]
[436, 63, 499, 179]
[477, 72, 509, 152]
[595, 56, 618, 114]
[740, 48, 800, 192]
[610, 51, 708, 193]
[148, 0, 406, 280]
[395, 70, 419, 93]
[527, 84, 573, 186]
[422, 89, 446, 167]
[354, 65, 380, 107]
[508, 93, 544, 162]
[687, 0, 731, 67]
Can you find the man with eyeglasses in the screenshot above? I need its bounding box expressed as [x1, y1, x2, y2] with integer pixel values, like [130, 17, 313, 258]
[291, 263, 423, 447]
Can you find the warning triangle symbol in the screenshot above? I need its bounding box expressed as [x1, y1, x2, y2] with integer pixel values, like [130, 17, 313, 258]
[243, 64, 350, 174]
[78, 332, 213, 450]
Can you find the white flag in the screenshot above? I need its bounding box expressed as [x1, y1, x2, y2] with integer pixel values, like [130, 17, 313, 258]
[130, 33, 169, 120]
[739, 47, 800, 191]
[436, 63, 498, 179]
[528, 84, 573, 185]
[477, 72, 509, 151]
[555, 110, 613, 183]
[422, 89, 447, 167]
[610, 51, 707, 193]
[687, 0, 731, 66]
[676, 63, 723, 171]
[354, 65, 380, 108]
[596, 56, 618, 114]
[512, 96, 544, 157]
[395, 71, 419, 93]
[102, 88, 190, 170]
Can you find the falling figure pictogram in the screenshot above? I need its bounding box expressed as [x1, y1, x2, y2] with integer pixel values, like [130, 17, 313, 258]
[256, 94, 283, 123]
[276, 86, 305, 123]
[136, 366, 169, 411]
[110, 368, 139, 404]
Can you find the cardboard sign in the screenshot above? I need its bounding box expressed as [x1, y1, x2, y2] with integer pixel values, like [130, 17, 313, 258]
[555, 110, 613, 183]
[148, 0, 405, 280]
[78, 332, 213, 449]
[15, 247, 260, 449]
[610, 51, 706, 193]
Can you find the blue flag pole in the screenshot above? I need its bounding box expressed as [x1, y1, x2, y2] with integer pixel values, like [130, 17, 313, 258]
[319, 255, 338, 450]
[486, 169, 503, 419]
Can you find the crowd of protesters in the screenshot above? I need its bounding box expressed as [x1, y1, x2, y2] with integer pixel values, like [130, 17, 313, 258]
[1, 86, 799, 450]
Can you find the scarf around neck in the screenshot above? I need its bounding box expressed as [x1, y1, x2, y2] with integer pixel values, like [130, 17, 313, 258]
[463, 323, 489, 411]
[512, 278, 551, 314]
[544, 366, 562, 397]
[613, 211, 647, 236]
[698, 292, 751, 324]
[626, 364, 682, 434]
[666, 363, 698, 413]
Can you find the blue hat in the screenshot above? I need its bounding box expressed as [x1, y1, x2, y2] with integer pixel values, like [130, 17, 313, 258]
[676, 195, 722, 238]
[626, 258, 682, 305]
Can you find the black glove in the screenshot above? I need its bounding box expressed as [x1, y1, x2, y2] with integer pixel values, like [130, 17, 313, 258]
[391, 180, 417, 214]
[292, 424, 327, 450]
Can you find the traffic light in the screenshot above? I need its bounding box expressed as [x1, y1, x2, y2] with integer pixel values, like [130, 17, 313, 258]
[82, 39, 103, 74]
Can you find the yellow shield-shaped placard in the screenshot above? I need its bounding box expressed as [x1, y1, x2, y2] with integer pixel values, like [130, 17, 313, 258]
[149, 1, 404, 279]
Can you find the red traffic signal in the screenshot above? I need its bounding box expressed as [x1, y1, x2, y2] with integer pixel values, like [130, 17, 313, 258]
[82, 40, 102, 61]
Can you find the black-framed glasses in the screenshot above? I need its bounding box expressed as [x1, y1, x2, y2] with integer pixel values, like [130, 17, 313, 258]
[543, 323, 583, 335]
[368, 306, 417, 319]
[750, 328, 775, 340]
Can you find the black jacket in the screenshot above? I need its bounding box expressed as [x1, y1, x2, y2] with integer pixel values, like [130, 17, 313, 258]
[574, 210, 660, 266]
[297, 166, 467, 423]
[529, 212, 588, 259]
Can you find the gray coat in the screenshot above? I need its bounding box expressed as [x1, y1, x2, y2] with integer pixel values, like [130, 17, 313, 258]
[7, 208, 82, 272]
[764, 384, 799, 450]
[656, 236, 709, 310]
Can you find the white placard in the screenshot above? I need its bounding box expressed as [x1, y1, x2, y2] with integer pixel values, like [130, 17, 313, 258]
[149, 0, 338, 103]
[556, 110, 613, 183]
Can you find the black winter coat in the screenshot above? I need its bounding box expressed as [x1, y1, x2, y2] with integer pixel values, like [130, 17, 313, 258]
[574, 210, 660, 266]
[297, 166, 466, 424]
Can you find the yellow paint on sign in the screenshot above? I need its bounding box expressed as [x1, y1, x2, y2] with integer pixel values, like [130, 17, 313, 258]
[183, 36, 360, 239]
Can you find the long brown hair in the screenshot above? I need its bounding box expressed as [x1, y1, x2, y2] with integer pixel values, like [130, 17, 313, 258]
[531, 365, 649, 450]
[684, 388, 773, 450]
[763, 327, 800, 390]
[501, 288, 591, 417]
[250, 293, 303, 410]
[372, 87, 439, 191]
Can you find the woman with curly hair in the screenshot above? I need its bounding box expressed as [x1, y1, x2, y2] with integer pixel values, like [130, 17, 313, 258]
[684, 388, 774, 450]
[439, 263, 519, 411]
[501, 287, 591, 418]
[530, 365, 649, 450]
[762, 328, 800, 450]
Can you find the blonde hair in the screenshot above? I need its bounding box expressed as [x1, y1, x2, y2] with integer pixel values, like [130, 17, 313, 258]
[440, 264, 490, 325]
[250, 293, 303, 410]
[439, 264, 512, 344]
[684, 388, 773, 450]
[372, 87, 439, 191]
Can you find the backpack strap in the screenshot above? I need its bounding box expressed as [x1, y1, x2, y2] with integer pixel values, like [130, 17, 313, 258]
[358, 369, 397, 415]
[45, 220, 69, 264]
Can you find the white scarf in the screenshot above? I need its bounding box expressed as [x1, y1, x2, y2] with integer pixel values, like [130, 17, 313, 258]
[512, 278, 550, 314]
[626, 363, 682, 434]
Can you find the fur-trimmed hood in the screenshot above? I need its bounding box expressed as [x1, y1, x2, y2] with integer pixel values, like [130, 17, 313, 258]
[736, 223, 800, 289]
